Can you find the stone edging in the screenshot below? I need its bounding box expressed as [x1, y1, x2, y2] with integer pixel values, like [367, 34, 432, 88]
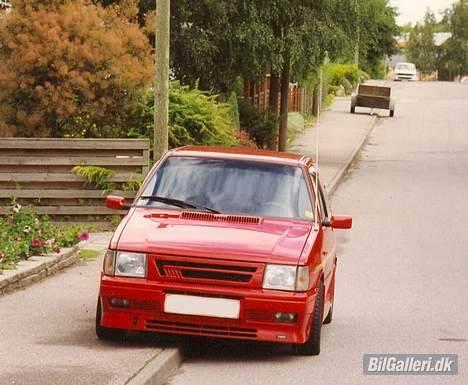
[0, 246, 80, 296]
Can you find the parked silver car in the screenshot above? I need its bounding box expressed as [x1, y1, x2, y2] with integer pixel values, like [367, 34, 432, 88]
[394, 62, 418, 81]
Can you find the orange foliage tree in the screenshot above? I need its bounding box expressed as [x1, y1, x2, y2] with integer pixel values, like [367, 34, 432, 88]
[0, 0, 152, 137]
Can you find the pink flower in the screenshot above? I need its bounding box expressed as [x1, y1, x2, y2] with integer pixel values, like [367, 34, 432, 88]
[31, 238, 42, 248]
[53, 246, 61, 254]
[12, 203, 22, 213]
[44, 239, 54, 246]
[79, 231, 90, 241]
[0, 251, 4, 263]
[14, 236, 21, 242]
[23, 225, 31, 234]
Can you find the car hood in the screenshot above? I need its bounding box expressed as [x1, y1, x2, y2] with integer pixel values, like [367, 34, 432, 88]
[113, 208, 314, 265]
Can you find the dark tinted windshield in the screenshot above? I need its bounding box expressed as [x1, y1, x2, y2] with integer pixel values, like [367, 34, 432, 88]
[139, 156, 314, 220]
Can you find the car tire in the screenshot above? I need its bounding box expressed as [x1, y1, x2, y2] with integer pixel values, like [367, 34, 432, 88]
[294, 281, 324, 356]
[323, 274, 335, 325]
[95, 298, 126, 341]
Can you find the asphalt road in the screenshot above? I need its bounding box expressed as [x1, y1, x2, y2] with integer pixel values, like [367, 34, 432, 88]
[168, 81, 468, 385]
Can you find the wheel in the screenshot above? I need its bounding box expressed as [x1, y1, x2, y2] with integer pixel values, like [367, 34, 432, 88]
[95, 298, 126, 340]
[389, 99, 395, 117]
[294, 281, 324, 356]
[323, 272, 335, 325]
[323, 302, 333, 324]
[350, 95, 357, 114]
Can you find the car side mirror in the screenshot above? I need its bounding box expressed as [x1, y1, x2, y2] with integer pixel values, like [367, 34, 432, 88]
[329, 215, 352, 230]
[106, 195, 130, 210]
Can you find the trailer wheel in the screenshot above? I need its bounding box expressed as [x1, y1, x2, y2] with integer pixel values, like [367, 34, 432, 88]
[350, 95, 357, 114]
[389, 99, 395, 117]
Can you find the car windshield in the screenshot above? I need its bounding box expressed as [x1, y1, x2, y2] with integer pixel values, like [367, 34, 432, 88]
[396, 63, 415, 71]
[139, 156, 314, 220]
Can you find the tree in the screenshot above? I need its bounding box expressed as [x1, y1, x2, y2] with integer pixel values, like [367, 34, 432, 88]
[406, 9, 438, 75]
[0, 0, 152, 137]
[259, 0, 359, 150]
[357, 0, 399, 78]
[441, 0, 468, 78]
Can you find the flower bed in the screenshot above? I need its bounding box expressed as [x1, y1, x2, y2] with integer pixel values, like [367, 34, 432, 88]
[0, 203, 90, 272]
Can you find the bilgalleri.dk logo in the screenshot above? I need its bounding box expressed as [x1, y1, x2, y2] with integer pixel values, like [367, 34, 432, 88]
[363, 354, 458, 375]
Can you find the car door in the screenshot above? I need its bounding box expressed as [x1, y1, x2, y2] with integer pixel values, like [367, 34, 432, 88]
[309, 169, 336, 311]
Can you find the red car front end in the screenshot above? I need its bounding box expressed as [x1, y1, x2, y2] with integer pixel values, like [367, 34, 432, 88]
[99, 210, 320, 344]
[96, 147, 351, 354]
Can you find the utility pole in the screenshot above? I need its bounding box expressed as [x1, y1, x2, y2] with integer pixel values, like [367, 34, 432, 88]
[154, 0, 170, 161]
[354, 0, 360, 67]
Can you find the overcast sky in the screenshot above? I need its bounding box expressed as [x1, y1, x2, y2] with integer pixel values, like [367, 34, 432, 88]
[390, 0, 456, 25]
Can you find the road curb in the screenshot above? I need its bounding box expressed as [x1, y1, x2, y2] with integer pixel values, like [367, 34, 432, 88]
[0, 246, 80, 296]
[325, 114, 379, 197]
[126, 348, 183, 385]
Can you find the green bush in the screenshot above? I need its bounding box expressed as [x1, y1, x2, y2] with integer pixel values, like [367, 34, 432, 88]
[72, 166, 115, 191]
[0, 203, 91, 270]
[126, 82, 239, 148]
[238, 99, 277, 149]
[323, 64, 370, 95]
[228, 92, 240, 129]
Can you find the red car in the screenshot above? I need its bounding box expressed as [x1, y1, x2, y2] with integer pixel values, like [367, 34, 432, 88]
[97, 146, 352, 355]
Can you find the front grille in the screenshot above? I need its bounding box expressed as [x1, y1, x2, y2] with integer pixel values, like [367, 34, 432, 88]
[154, 257, 260, 286]
[146, 320, 257, 338]
[246, 310, 275, 322]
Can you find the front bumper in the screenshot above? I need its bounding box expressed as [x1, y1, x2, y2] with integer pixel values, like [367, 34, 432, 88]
[394, 73, 417, 81]
[99, 276, 317, 344]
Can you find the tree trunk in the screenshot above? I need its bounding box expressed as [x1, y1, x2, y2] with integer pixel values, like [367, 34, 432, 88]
[268, 74, 280, 150]
[278, 60, 290, 152]
[269, 74, 280, 114]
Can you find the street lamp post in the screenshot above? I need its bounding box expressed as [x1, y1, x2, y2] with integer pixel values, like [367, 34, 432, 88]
[154, 0, 170, 162]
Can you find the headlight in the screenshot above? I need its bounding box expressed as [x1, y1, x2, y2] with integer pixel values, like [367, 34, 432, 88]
[115, 251, 147, 278]
[263, 264, 310, 292]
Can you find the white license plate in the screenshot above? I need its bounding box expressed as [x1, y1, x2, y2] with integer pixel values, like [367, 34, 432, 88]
[164, 294, 240, 319]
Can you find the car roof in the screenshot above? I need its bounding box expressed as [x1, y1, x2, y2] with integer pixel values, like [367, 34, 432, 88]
[168, 146, 312, 167]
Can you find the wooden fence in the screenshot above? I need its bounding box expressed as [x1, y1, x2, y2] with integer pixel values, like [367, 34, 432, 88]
[243, 75, 317, 116]
[0, 138, 150, 222]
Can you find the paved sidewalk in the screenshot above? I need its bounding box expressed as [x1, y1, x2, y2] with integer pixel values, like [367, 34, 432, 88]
[289, 96, 377, 194]
[0, 232, 172, 385]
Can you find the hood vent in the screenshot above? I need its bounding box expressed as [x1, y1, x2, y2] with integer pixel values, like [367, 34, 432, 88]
[181, 211, 261, 224]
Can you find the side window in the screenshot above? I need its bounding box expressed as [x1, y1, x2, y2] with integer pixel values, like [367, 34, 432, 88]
[309, 169, 328, 220]
[318, 184, 329, 220]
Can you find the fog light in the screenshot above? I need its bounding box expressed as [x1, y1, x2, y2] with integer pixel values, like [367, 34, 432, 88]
[274, 312, 297, 323]
[110, 298, 130, 308]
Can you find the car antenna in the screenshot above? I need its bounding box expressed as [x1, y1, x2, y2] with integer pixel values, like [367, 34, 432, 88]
[314, 68, 322, 230]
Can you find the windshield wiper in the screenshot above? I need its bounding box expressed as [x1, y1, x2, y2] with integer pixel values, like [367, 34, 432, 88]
[138, 195, 221, 214]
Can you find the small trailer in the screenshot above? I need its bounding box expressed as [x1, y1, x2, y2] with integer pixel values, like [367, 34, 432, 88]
[350, 84, 395, 117]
